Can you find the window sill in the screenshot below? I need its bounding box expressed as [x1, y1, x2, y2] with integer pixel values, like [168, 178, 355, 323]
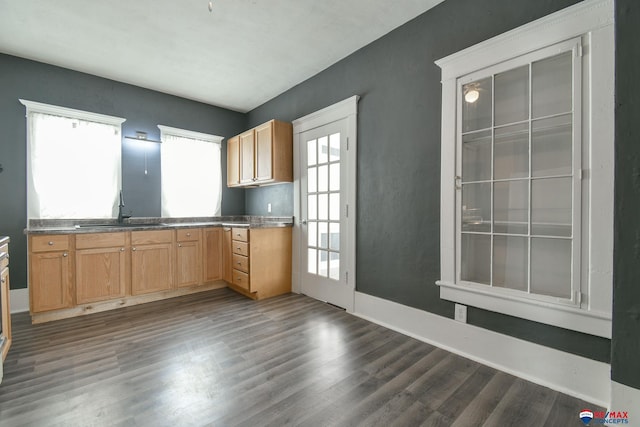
[437, 280, 611, 338]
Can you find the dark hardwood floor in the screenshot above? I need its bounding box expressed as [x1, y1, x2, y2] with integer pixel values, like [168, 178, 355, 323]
[0, 288, 601, 426]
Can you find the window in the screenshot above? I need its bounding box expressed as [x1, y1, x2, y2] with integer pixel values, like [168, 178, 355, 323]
[159, 125, 223, 218]
[21, 100, 125, 219]
[435, 0, 614, 338]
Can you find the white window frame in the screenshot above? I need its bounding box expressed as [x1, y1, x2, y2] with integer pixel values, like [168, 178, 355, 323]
[435, 0, 614, 338]
[158, 125, 223, 218]
[20, 99, 126, 219]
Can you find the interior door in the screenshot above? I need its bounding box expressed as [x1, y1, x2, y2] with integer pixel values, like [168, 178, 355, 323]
[300, 118, 353, 309]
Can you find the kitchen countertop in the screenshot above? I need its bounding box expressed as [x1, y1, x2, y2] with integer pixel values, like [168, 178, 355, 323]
[24, 216, 293, 234]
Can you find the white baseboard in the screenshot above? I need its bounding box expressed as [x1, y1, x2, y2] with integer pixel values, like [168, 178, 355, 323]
[610, 381, 640, 413]
[10, 288, 29, 313]
[353, 291, 610, 407]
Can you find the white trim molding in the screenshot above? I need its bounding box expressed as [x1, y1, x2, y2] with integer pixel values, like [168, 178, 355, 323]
[434, 0, 614, 338]
[610, 381, 640, 413]
[10, 288, 29, 313]
[19, 99, 126, 126]
[354, 291, 610, 407]
[157, 125, 223, 143]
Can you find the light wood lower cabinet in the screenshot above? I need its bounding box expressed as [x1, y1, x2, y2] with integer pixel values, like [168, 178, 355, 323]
[131, 230, 173, 295]
[29, 235, 73, 313]
[226, 227, 292, 299]
[222, 228, 233, 283]
[75, 233, 126, 304]
[203, 228, 222, 283]
[176, 229, 202, 288]
[1, 239, 12, 362]
[28, 225, 290, 322]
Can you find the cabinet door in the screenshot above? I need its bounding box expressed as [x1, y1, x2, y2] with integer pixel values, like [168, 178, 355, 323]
[177, 240, 202, 288]
[1, 267, 11, 361]
[76, 247, 126, 304]
[240, 129, 255, 184]
[255, 122, 273, 182]
[204, 228, 222, 283]
[131, 243, 173, 295]
[30, 251, 72, 312]
[222, 228, 233, 283]
[227, 136, 240, 187]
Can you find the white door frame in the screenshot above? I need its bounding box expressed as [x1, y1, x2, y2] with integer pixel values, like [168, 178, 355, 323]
[292, 95, 359, 312]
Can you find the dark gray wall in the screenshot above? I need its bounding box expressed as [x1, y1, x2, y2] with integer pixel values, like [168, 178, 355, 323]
[246, 0, 613, 363]
[244, 184, 294, 216]
[0, 54, 247, 290]
[612, 0, 640, 391]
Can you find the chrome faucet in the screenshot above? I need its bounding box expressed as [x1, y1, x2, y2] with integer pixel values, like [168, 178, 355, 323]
[117, 190, 132, 224]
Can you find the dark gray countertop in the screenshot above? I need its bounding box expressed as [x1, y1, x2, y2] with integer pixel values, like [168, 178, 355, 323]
[24, 216, 293, 234]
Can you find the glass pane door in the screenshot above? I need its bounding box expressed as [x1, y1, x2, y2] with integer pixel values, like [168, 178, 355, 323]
[300, 117, 352, 310]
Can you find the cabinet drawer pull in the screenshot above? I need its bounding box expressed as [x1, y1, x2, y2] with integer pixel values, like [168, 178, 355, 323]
[63, 253, 68, 257]
[237, 262, 242, 265]
[48, 241, 54, 246]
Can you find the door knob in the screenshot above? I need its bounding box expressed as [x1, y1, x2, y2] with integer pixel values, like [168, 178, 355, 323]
[301, 220, 308, 225]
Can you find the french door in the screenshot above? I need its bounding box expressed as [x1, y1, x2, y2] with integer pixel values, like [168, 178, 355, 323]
[299, 118, 353, 310]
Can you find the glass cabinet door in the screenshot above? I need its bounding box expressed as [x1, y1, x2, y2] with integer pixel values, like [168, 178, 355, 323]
[458, 48, 578, 302]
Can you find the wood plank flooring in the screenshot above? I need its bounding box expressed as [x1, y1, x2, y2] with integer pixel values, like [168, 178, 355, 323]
[0, 288, 602, 426]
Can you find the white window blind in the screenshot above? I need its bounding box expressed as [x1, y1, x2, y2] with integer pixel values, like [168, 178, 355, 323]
[22, 101, 124, 219]
[159, 126, 223, 218]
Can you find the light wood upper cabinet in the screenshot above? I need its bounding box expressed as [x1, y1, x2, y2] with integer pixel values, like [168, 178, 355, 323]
[75, 232, 126, 304]
[240, 129, 256, 185]
[227, 119, 292, 187]
[227, 136, 240, 187]
[176, 229, 202, 288]
[131, 230, 173, 295]
[255, 122, 273, 181]
[29, 235, 73, 313]
[203, 228, 222, 283]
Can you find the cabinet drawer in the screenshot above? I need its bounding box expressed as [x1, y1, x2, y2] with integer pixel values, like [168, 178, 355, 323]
[232, 254, 249, 273]
[232, 228, 249, 242]
[132, 230, 173, 245]
[233, 241, 249, 256]
[176, 229, 200, 242]
[31, 235, 70, 252]
[76, 232, 126, 249]
[232, 269, 250, 291]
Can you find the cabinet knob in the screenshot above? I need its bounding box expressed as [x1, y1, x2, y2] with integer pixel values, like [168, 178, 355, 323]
[186, 232, 191, 237]
[120, 248, 125, 252]
[237, 262, 242, 265]
[1, 278, 5, 284]
[237, 247, 241, 251]
[63, 253, 68, 257]
[178, 244, 182, 247]
[48, 241, 54, 246]
[132, 247, 137, 251]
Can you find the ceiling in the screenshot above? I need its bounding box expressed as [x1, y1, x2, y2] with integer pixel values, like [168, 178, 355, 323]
[0, 0, 445, 113]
